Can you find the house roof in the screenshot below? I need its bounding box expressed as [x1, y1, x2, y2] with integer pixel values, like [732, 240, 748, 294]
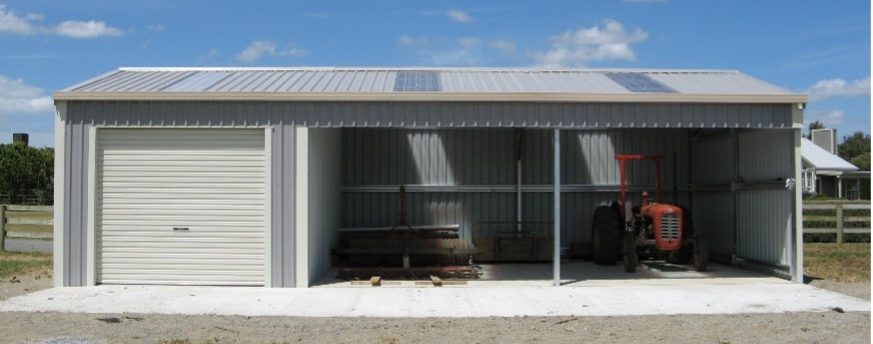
[54, 67, 808, 103]
[802, 138, 858, 171]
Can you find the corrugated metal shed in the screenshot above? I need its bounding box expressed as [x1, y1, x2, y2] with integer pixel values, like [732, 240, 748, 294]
[54, 66, 805, 287]
[56, 67, 805, 103]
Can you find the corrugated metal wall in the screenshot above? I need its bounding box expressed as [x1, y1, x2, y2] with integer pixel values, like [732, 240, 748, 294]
[691, 132, 736, 258]
[736, 130, 794, 266]
[61, 101, 797, 286]
[65, 101, 793, 129]
[62, 105, 298, 287]
[691, 129, 795, 268]
[341, 128, 691, 245]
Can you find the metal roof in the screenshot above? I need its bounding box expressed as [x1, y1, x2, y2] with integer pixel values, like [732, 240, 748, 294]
[801, 138, 858, 171]
[55, 67, 807, 103]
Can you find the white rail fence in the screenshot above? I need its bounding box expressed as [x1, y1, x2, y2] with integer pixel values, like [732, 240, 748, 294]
[803, 202, 871, 243]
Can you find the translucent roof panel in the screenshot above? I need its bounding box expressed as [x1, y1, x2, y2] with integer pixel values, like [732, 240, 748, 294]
[605, 73, 676, 93]
[394, 71, 442, 92]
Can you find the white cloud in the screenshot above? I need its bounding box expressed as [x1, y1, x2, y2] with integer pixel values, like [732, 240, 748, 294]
[0, 75, 53, 115]
[447, 9, 472, 23]
[0, 4, 43, 34]
[54, 20, 123, 38]
[804, 109, 846, 126]
[0, 75, 55, 147]
[534, 19, 648, 67]
[146, 24, 165, 32]
[806, 77, 871, 101]
[0, 4, 123, 38]
[236, 40, 306, 63]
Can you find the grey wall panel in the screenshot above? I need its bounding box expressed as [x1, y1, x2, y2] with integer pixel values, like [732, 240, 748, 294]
[342, 128, 517, 186]
[272, 124, 296, 287]
[737, 190, 792, 266]
[68, 101, 794, 129]
[64, 106, 298, 287]
[524, 129, 691, 187]
[691, 132, 734, 185]
[690, 130, 736, 258]
[691, 128, 796, 268]
[735, 129, 794, 267]
[691, 192, 735, 256]
[342, 128, 691, 188]
[341, 192, 517, 241]
[738, 129, 794, 181]
[65, 119, 89, 286]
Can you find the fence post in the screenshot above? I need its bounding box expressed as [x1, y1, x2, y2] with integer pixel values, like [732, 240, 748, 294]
[835, 203, 844, 244]
[0, 204, 6, 252]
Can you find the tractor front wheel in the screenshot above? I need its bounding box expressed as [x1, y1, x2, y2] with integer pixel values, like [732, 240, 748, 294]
[692, 236, 709, 272]
[623, 232, 638, 273]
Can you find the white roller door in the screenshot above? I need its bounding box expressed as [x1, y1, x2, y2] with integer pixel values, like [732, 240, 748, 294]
[96, 128, 268, 286]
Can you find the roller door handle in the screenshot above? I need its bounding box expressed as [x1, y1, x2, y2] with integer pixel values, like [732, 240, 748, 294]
[173, 227, 189, 231]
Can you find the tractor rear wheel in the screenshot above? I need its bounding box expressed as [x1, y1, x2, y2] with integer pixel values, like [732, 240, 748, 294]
[623, 232, 638, 273]
[592, 205, 621, 265]
[692, 236, 709, 272]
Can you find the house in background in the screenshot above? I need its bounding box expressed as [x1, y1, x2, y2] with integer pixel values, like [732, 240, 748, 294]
[801, 129, 869, 199]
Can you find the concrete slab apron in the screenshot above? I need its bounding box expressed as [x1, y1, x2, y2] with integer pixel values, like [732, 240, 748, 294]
[0, 284, 868, 318]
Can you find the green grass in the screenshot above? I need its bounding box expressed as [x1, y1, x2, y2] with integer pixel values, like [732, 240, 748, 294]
[0, 251, 51, 279]
[805, 243, 870, 283]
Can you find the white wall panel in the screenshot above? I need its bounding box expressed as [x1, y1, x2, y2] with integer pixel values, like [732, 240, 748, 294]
[307, 129, 342, 285]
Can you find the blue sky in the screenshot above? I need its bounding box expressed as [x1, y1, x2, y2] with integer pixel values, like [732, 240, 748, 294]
[0, 0, 869, 147]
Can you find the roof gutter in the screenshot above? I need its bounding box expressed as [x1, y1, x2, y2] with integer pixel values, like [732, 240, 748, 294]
[53, 91, 808, 104]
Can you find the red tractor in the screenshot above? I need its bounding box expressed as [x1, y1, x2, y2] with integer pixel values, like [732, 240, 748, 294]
[591, 154, 708, 273]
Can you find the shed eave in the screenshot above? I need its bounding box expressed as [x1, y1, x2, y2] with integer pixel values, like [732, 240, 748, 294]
[53, 91, 808, 104]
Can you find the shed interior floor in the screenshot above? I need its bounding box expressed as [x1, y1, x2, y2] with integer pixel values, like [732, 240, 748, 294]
[311, 260, 780, 288]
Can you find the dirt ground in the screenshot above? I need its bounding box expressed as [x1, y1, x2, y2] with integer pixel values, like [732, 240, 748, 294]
[0, 277, 869, 344]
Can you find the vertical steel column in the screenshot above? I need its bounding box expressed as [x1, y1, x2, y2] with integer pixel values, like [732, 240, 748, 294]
[553, 129, 561, 287]
[517, 160, 522, 235]
[731, 129, 739, 264]
[516, 129, 523, 235]
[792, 128, 804, 282]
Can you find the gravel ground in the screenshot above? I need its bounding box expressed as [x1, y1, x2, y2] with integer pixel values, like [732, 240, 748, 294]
[0, 275, 51, 302]
[0, 278, 868, 343]
[810, 280, 871, 300]
[0, 310, 867, 344]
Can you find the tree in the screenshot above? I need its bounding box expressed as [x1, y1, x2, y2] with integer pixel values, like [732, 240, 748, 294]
[806, 121, 825, 139]
[838, 131, 870, 200]
[838, 131, 871, 167]
[851, 152, 870, 171]
[0, 144, 54, 204]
